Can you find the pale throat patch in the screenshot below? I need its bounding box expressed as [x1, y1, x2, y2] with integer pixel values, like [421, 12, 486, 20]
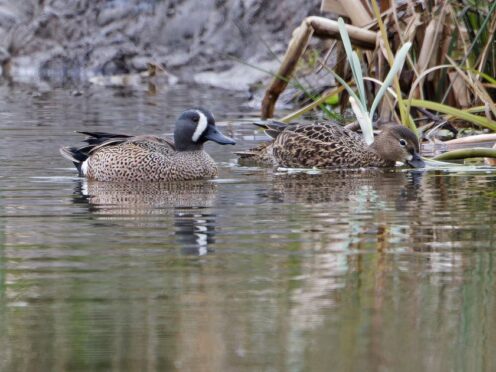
[192, 111, 208, 142]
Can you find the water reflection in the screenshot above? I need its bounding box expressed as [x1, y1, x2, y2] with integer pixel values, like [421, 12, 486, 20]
[174, 211, 215, 255]
[75, 179, 217, 210]
[267, 169, 422, 205]
[73, 179, 218, 255]
[1, 85, 496, 371]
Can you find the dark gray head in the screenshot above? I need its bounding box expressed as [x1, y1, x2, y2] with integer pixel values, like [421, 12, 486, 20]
[174, 108, 236, 151]
[372, 124, 425, 168]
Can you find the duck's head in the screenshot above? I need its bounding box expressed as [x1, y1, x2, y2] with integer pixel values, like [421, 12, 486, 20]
[372, 124, 425, 168]
[174, 108, 236, 151]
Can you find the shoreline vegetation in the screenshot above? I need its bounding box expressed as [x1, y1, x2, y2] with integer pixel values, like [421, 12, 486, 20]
[0, 0, 494, 163]
[260, 0, 496, 163]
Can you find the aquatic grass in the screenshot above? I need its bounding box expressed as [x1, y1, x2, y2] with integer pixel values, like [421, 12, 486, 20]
[445, 55, 496, 119]
[440, 0, 496, 104]
[433, 148, 496, 161]
[370, 0, 417, 132]
[405, 62, 496, 130]
[369, 43, 412, 124]
[330, 17, 412, 144]
[409, 99, 496, 132]
[468, 68, 496, 84]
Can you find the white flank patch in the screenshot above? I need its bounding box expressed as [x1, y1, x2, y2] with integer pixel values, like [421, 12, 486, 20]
[81, 159, 89, 176]
[192, 110, 208, 142]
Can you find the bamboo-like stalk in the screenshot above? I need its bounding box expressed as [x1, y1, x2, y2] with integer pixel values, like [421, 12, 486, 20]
[321, 0, 372, 26]
[445, 134, 496, 145]
[261, 17, 376, 118]
[309, 17, 376, 48]
[338, 1, 372, 27]
[261, 22, 314, 119]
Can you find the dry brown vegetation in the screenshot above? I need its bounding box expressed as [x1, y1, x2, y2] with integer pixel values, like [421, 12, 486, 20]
[261, 0, 496, 160]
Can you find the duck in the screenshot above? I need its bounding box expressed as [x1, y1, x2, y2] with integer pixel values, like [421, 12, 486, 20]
[236, 120, 424, 169]
[60, 108, 236, 181]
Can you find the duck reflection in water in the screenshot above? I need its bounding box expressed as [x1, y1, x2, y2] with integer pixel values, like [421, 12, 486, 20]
[174, 211, 215, 255]
[72, 179, 217, 256]
[258, 169, 427, 257]
[265, 169, 423, 206]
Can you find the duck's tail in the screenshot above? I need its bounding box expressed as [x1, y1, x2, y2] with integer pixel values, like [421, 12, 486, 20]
[59, 145, 92, 176]
[253, 120, 288, 139]
[234, 120, 291, 166]
[60, 131, 132, 177]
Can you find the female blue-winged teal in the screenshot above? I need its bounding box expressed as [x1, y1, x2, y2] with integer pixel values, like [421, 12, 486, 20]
[60, 108, 236, 181]
[236, 121, 424, 169]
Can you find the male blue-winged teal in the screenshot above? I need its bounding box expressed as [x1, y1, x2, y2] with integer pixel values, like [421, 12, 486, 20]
[60, 108, 236, 181]
[236, 121, 424, 169]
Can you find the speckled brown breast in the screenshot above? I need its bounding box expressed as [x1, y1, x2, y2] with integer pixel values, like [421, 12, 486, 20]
[272, 123, 393, 168]
[86, 141, 218, 182]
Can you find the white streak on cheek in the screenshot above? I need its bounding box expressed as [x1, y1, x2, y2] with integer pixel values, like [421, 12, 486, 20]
[406, 154, 413, 161]
[192, 111, 208, 142]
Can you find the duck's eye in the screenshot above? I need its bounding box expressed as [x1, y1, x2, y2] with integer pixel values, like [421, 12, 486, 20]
[192, 115, 200, 122]
[399, 139, 407, 147]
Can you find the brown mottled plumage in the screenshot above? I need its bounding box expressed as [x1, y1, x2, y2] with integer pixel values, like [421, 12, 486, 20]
[235, 141, 276, 166]
[236, 121, 424, 169]
[60, 108, 235, 182]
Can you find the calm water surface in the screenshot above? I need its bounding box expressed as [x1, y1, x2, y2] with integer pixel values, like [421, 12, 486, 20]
[0, 84, 496, 371]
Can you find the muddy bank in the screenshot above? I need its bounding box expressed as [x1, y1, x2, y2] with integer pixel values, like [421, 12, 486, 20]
[0, 0, 320, 90]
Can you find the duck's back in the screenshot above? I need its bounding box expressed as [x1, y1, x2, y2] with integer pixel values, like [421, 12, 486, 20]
[273, 123, 389, 168]
[86, 137, 218, 182]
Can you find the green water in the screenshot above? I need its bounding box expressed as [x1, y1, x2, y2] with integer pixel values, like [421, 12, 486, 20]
[0, 84, 495, 371]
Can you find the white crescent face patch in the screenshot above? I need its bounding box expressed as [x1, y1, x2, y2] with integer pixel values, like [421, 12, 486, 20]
[191, 110, 208, 142]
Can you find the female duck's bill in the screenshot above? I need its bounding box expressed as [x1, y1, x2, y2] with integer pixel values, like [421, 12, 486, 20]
[405, 152, 424, 168]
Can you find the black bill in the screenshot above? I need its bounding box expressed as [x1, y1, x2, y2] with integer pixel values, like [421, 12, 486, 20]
[204, 126, 236, 145]
[406, 152, 425, 168]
